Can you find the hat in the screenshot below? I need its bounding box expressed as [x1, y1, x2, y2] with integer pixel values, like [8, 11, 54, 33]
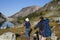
[25, 18, 29, 22]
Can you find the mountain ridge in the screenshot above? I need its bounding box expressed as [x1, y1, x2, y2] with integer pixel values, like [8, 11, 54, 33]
[8, 0, 60, 23]
[10, 6, 41, 18]
[0, 12, 6, 23]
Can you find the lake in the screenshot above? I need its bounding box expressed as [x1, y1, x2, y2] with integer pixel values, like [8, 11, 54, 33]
[0, 21, 14, 29]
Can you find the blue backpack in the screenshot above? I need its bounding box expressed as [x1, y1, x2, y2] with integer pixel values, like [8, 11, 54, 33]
[45, 19, 52, 37]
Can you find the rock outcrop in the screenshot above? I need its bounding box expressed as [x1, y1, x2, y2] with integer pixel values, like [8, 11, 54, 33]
[0, 32, 16, 40]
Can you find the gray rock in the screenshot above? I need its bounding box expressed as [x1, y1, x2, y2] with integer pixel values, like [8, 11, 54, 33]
[0, 32, 16, 40]
[51, 31, 58, 40]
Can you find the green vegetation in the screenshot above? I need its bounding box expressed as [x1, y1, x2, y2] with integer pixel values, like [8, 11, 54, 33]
[16, 9, 52, 24]
[23, 12, 40, 19]
[16, 12, 45, 23]
[56, 0, 60, 2]
[52, 0, 60, 2]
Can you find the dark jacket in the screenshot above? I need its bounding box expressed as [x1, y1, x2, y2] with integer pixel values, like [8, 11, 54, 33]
[24, 22, 31, 28]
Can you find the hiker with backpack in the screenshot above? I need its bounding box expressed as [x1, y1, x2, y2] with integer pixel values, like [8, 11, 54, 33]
[34, 17, 51, 40]
[24, 18, 31, 40]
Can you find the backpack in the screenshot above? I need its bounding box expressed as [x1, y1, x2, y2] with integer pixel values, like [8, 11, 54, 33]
[45, 19, 52, 37]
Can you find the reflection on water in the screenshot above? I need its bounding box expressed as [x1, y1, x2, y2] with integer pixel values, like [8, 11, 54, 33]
[0, 21, 14, 29]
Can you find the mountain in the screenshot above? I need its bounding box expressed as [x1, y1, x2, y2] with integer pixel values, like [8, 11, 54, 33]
[0, 12, 6, 23]
[35, 0, 60, 17]
[9, 0, 60, 23]
[10, 6, 40, 18]
[23, 1, 60, 19]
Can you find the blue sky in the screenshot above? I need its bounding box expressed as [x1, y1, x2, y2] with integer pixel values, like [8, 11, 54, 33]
[0, 0, 51, 17]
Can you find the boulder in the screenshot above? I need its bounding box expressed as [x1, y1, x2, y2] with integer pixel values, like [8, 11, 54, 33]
[0, 32, 16, 40]
[51, 31, 58, 40]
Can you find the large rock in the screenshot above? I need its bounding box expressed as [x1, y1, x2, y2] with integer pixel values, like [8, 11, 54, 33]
[51, 31, 58, 40]
[0, 32, 16, 40]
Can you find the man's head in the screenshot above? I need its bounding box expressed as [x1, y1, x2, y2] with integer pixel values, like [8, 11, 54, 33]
[40, 16, 44, 20]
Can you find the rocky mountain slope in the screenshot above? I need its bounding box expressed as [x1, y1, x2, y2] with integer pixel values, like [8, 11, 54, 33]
[41, 0, 60, 17]
[10, 6, 40, 18]
[10, 0, 60, 18]
[9, 0, 60, 24]
[0, 12, 6, 23]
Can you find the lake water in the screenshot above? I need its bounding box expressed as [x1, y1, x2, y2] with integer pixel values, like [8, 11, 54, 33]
[0, 21, 14, 29]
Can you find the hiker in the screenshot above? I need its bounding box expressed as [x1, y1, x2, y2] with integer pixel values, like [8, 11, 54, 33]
[34, 17, 51, 40]
[24, 18, 31, 40]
